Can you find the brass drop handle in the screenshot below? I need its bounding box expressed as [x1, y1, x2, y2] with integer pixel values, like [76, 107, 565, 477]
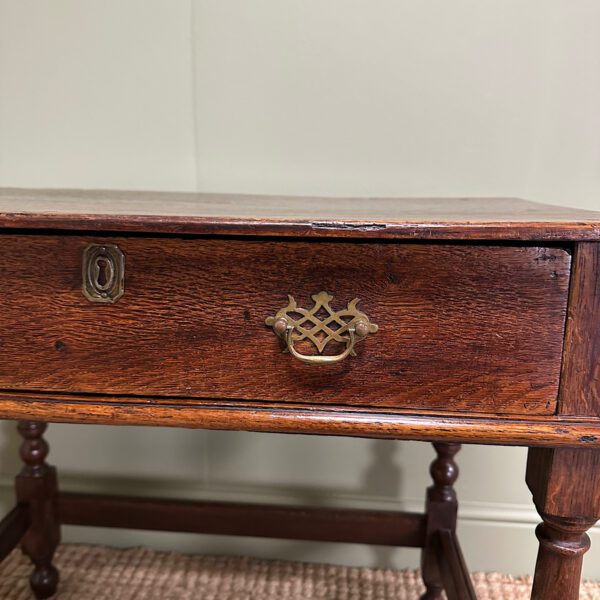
[283, 320, 362, 364]
[266, 292, 378, 365]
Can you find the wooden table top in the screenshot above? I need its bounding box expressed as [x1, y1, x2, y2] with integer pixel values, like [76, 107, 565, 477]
[0, 188, 599, 240]
[0, 186, 598, 450]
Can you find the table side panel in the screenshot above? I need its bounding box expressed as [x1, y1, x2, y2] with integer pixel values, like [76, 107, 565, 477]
[559, 242, 600, 417]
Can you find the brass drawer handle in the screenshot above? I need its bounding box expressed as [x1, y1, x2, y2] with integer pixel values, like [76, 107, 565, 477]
[265, 291, 378, 365]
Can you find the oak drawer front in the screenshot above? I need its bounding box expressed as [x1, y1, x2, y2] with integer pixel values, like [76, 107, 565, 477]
[0, 236, 570, 415]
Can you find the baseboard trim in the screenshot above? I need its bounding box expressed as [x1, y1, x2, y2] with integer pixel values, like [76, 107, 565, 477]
[1, 472, 599, 577]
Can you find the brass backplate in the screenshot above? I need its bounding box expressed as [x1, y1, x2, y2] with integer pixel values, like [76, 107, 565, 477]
[82, 243, 125, 303]
[266, 291, 378, 364]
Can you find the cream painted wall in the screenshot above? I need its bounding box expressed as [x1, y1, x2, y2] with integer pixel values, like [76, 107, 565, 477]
[1, 0, 600, 578]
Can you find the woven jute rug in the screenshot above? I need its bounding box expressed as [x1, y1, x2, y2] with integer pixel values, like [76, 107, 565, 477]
[0, 544, 599, 600]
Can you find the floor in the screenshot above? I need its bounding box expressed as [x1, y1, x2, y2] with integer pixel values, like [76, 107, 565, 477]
[1, 544, 599, 599]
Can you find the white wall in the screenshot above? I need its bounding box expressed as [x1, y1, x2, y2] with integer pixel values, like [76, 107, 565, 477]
[1, 0, 600, 578]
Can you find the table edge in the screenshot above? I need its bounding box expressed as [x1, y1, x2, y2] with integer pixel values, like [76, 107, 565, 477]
[0, 394, 598, 448]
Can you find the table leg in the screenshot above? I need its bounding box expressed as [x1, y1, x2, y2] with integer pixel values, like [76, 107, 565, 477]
[420, 442, 461, 600]
[526, 447, 600, 600]
[15, 421, 60, 600]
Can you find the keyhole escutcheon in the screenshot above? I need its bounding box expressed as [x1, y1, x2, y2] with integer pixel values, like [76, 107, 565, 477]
[82, 243, 125, 303]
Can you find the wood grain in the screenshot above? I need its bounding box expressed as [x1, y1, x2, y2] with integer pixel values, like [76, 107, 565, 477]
[530, 515, 595, 600]
[420, 444, 461, 600]
[526, 448, 600, 517]
[15, 421, 60, 600]
[1, 188, 600, 240]
[559, 243, 600, 416]
[526, 448, 600, 600]
[0, 192, 597, 597]
[436, 529, 477, 600]
[0, 505, 28, 564]
[0, 235, 570, 414]
[58, 493, 426, 548]
[2, 394, 600, 446]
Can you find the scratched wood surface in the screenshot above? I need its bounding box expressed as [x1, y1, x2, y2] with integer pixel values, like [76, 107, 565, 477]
[0, 188, 599, 240]
[0, 235, 570, 414]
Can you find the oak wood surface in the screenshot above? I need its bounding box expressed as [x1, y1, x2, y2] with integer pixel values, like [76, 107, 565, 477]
[436, 529, 477, 600]
[526, 448, 600, 600]
[0, 505, 28, 564]
[0, 194, 597, 598]
[58, 493, 426, 548]
[0, 235, 570, 414]
[1, 188, 600, 240]
[526, 448, 600, 517]
[420, 444, 461, 600]
[15, 421, 60, 600]
[530, 515, 595, 600]
[2, 394, 600, 446]
[559, 243, 600, 416]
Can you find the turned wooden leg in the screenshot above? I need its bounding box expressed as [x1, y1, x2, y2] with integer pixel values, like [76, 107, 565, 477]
[420, 442, 460, 600]
[526, 447, 600, 600]
[15, 421, 60, 599]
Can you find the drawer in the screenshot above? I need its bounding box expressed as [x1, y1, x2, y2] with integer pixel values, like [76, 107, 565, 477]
[0, 235, 570, 415]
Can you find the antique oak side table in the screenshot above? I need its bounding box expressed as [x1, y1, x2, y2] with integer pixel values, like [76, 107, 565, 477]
[0, 189, 599, 600]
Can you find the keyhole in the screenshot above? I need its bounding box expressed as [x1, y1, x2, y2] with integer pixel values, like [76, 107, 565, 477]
[82, 243, 124, 303]
[93, 256, 115, 291]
